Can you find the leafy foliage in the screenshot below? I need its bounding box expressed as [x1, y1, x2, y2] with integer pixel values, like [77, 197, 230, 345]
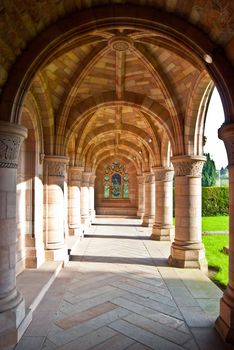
[202, 153, 217, 187]
[202, 187, 228, 216]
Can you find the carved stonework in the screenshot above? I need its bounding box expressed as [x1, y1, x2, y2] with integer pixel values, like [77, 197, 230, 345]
[82, 172, 91, 186]
[48, 162, 67, 177]
[171, 156, 206, 177]
[69, 166, 83, 184]
[89, 174, 96, 186]
[144, 172, 155, 184]
[137, 175, 144, 185]
[0, 135, 22, 168]
[154, 168, 174, 182]
[44, 156, 69, 177]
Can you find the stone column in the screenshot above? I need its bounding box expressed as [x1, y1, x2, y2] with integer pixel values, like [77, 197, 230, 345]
[81, 172, 91, 226]
[0, 122, 27, 348]
[151, 167, 174, 240]
[89, 174, 96, 222]
[216, 123, 234, 342]
[68, 166, 83, 236]
[137, 175, 145, 219]
[44, 155, 69, 262]
[142, 172, 155, 227]
[168, 155, 207, 270]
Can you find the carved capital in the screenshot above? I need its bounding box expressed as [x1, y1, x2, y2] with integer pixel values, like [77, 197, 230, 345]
[89, 174, 96, 186]
[144, 172, 155, 183]
[137, 175, 145, 185]
[218, 123, 234, 166]
[82, 172, 91, 186]
[0, 122, 27, 169]
[154, 167, 174, 182]
[171, 155, 206, 177]
[44, 156, 69, 177]
[69, 166, 83, 185]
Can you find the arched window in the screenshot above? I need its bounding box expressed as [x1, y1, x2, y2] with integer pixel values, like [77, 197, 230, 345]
[104, 162, 129, 199]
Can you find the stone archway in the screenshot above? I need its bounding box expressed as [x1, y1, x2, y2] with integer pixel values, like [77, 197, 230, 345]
[0, 3, 233, 347]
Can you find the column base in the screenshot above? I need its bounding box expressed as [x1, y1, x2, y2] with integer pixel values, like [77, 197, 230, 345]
[89, 209, 96, 222]
[168, 241, 208, 272]
[0, 292, 26, 349]
[25, 236, 45, 268]
[45, 245, 68, 264]
[215, 288, 234, 343]
[137, 211, 144, 219]
[69, 225, 84, 237]
[81, 214, 91, 226]
[151, 225, 174, 241]
[142, 216, 155, 227]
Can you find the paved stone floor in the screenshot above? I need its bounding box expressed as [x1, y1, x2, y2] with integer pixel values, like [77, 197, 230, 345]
[14, 219, 234, 350]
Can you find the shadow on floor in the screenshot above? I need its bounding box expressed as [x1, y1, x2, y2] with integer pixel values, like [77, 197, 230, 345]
[92, 223, 142, 227]
[85, 234, 150, 240]
[69, 254, 168, 267]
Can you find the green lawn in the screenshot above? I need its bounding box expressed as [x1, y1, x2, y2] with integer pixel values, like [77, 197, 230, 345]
[202, 234, 228, 289]
[202, 216, 229, 289]
[202, 216, 228, 232]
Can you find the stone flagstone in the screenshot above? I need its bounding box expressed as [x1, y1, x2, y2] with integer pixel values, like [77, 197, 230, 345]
[15, 219, 232, 350]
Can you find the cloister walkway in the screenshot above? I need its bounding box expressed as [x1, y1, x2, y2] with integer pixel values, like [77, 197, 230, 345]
[15, 219, 233, 350]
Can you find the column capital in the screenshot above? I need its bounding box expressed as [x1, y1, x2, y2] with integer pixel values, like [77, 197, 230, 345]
[153, 167, 174, 182]
[137, 175, 145, 184]
[44, 155, 69, 177]
[143, 172, 155, 183]
[171, 155, 206, 177]
[218, 123, 234, 166]
[69, 166, 84, 184]
[82, 171, 91, 186]
[89, 174, 96, 186]
[0, 121, 27, 169]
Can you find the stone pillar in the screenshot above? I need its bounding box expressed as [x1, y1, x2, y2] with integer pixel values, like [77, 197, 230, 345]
[44, 155, 69, 262]
[142, 172, 155, 227]
[0, 122, 27, 348]
[81, 172, 91, 226]
[137, 175, 145, 219]
[168, 155, 207, 271]
[151, 167, 174, 240]
[89, 174, 96, 222]
[68, 166, 83, 236]
[216, 123, 234, 342]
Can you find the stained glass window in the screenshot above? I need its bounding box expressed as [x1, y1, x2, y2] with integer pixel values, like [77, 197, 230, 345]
[103, 162, 129, 199]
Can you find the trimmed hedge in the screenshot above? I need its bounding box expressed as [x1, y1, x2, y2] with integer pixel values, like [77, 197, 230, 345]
[173, 186, 229, 216]
[202, 187, 229, 216]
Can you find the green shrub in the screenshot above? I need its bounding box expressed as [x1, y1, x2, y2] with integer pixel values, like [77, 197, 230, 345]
[202, 187, 228, 216]
[173, 186, 228, 217]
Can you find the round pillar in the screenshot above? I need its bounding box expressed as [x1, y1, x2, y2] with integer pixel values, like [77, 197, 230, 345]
[151, 167, 174, 241]
[68, 166, 83, 236]
[44, 155, 69, 261]
[168, 155, 207, 271]
[142, 172, 155, 227]
[89, 174, 96, 222]
[0, 122, 27, 347]
[137, 175, 145, 219]
[216, 123, 234, 342]
[81, 172, 91, 226]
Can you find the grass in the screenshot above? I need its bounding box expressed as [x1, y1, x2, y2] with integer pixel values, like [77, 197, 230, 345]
[202, 216, 229, 232]
[173, 216, 229, 232]
[202, 234, 228, 289]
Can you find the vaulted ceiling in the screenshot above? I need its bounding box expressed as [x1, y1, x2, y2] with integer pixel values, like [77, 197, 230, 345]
[1, 1, 233, 174]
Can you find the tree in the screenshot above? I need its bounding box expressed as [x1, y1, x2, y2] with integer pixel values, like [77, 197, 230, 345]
[202, 153, 217, 187]
[220, 166, 228, 178]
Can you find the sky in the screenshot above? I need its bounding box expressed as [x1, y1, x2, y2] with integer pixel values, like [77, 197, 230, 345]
[203, 87, 228, 170]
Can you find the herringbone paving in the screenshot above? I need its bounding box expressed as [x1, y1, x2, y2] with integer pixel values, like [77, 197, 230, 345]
[15, 219, 233, 350]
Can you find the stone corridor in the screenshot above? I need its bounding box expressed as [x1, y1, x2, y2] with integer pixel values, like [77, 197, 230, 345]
[14, 219, 232, 350]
